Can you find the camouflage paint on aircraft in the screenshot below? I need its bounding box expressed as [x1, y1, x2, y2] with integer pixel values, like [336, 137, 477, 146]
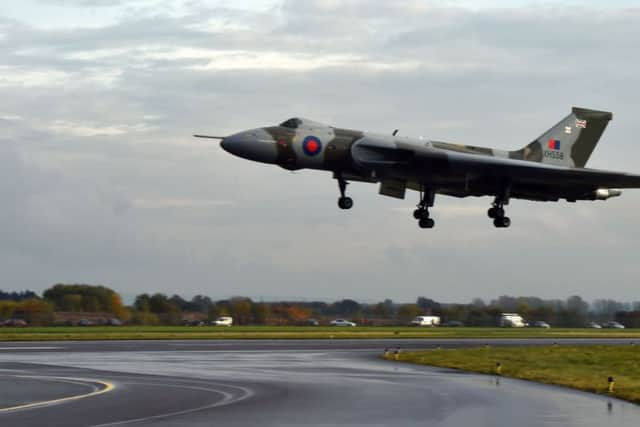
[205, 107, 636, 228]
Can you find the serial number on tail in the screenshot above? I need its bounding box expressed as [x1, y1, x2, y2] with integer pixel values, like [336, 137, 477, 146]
[544, 150, 565, 160]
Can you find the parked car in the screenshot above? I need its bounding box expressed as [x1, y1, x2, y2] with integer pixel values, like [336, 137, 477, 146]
[78, 319, 93, 326]
[329, 319, 356, 327]
[587, 322, 602, 329]
[305, 318, 319, 326]
[602, 321, 625, 329]
[213, 316, 233, 326]
[410, 316, 440, 327]
[2, 319, 27, 327]
[442, 320, 464, 327]
[108, 318, 122, 326]
[529, 321, 551, 328]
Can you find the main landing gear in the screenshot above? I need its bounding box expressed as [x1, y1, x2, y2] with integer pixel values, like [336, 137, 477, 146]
[336, 176, 353, 210]
[488, 184, 512, 228]
[488, 204, 511, 228]
[413, 187, 435, 229]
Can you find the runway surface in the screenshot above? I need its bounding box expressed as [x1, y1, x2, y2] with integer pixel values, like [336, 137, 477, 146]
[0, 339, 638, 426]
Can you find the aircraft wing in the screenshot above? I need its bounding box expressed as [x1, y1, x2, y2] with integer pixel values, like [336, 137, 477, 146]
[440, 150, 640, 189]
[351, 140, 640, 200]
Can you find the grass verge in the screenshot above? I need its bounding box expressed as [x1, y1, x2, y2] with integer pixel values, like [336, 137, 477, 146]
[390, 345, 640, 404]
[1, 326, 640, 341]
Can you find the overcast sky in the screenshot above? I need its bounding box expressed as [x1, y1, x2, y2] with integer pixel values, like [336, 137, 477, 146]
[2, 0, 640, 304]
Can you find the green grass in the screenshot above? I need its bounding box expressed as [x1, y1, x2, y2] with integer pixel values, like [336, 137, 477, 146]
[391, 345, 640, 404]
[1, 326, 640, 341]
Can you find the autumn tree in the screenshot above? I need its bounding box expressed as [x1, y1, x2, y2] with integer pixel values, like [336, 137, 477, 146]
[397, 304, 419, 323]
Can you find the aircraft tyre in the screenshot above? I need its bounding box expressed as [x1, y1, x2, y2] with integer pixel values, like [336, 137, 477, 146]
[414, 209, 430, 220]
[338, 197, 353, 210]
[418, 218, 435, 229]
[493, 217, 511, 228]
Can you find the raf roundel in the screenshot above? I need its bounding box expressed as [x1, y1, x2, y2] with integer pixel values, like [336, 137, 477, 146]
[302, 136, 323, 156]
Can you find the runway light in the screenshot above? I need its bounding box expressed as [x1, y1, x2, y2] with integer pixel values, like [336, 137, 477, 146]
[496, 362, 502, 375]
[608, 376, 615, 393]
[394, 347, 401, 360]
[383, 348, 389, 358]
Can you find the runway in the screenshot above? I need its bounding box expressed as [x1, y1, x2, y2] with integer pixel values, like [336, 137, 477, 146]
[0, 339, 638, 426]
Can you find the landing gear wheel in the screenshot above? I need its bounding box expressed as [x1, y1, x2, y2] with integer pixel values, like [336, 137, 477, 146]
[338, 197, 353, 210]
[419, 218, 435, 229]
[488, 207, 504, 219]
[493, 216, 511, 228]
[414, 209, 430, 220]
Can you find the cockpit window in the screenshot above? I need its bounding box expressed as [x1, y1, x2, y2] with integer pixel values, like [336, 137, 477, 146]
[279, 118, 302, 129]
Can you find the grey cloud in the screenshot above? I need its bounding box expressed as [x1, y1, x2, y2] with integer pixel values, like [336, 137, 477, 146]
[1, 1, 640, 301]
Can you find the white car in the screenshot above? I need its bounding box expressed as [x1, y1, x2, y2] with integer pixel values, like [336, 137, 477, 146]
[213, 316, 233, 326]
[410, 316, 440, 327]
[330, 319, 356, 327]
[603, 321, 625, 329]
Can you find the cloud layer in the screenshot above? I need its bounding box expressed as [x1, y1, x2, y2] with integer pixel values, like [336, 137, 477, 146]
[2, 0, 640, 302]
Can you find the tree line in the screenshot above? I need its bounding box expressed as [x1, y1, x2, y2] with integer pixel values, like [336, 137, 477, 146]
[1, 285, 640, 327]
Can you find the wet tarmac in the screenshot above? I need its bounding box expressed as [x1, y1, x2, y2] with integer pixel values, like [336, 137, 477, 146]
[0, 339, 638, 426]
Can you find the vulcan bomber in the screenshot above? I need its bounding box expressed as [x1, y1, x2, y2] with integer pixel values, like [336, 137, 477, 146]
[196, 107, 640, 229]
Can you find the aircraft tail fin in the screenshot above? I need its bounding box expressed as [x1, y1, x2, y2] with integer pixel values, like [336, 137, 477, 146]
[510, 107, 612, 168]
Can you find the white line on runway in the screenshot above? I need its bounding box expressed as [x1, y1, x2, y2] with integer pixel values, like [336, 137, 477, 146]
[90, 381, 254, 426]
[0, 376, 115, 413]
[0, 347, 63, 350]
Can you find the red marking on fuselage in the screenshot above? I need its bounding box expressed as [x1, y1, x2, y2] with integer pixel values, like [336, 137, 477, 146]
[306, 140, 319, 153]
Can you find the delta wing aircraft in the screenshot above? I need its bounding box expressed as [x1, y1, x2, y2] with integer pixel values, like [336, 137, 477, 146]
[196, 107, 640, 229]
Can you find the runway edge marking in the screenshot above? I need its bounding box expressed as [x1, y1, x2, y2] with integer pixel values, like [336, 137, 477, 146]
[0, 376, 115, 413]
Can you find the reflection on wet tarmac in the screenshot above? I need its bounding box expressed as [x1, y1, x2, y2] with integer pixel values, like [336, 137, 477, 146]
[0, 341, 638, 426]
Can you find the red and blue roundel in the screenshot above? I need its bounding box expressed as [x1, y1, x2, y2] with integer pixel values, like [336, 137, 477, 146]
[302, 136, 323, 156]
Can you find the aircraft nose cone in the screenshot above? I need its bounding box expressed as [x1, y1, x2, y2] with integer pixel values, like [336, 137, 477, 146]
[220, 129, 277, 164]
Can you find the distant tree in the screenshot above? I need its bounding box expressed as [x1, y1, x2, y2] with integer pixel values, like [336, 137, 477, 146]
[566, 295, 589, 315]
[130, 310, 159, 325]
[43, 284, 122, 314]
[110, 293, 129, 321]
[416, 297, 441, 314]
[229, 297, 253, 325]
[191, 295, 213, 313]
[615, 311, 640, 328]
[0, 290, 38, 301]
[61, 294, 83, 311]
[0, 300, 18, 319]
[134, 294, 151, 312]
[372, 302, 391, 318]
[333, 299, 361, 316]
[592, 299, 626, 320]
[397, 304, 419, 323]
[252, 303, 270, 325]
[148, 293, 176, 314]
[132, 293, 180, 324]
[15, 299, 54, 326]
[471, 298, 486, 308]
[169, 295, 189, 311]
